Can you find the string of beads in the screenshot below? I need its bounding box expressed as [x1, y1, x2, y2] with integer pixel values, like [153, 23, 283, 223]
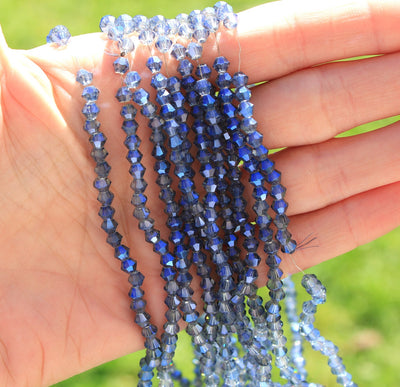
[48, 2, 356, 385]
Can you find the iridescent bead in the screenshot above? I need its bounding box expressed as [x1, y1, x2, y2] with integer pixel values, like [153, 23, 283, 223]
[82, 86, 99, 102]
[115, 14, 134, 34]
[156, 35, 172, 53]
[146, 56, 163, 73]
[133, 15, 149, 31]
[133, 88, 150, 105]
[116, 87, 133, 102]
[118, 37, 135, 55]
[213, 56, 230, 73]
[151, 73, 168, 90]
[223, 13, 238, 29]
[125, 71, 141, 89]
[76, 69, 93, 86]
[82, 103, 100, 120]
[99, 15, 115, 33]
[186, 42, 203, 60]
[171, 44, 186, 61]
[139, 29, 155, 45]
[113, 57, 129, 74]
[214, 1, 234, 21]
[46, 25, 71, 46]
[167, 19, 179, 35]
[121, 104, 137, 120]
[178, 23, 193, 39]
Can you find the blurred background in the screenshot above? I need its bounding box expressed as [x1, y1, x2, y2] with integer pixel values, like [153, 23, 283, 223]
[1, 0, 399, 385]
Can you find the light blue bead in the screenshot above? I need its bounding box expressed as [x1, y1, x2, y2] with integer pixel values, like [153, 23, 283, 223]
[133, 15, 149, 32]
[156, 36, 172, 53]
[187, 42, 203, 60]
[139, 29, 155, 45]
[118, 37, 135, 55]
[82, 86, 99, 102]
[223, 13, 238, 29]
[76, 69, 93, 86]
[46, 25, 71, 46]
[115, 14, 134, 34]
[99, 15, 115, 33]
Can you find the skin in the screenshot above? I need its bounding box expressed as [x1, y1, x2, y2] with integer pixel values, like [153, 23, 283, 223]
[0, 0, 400, 385]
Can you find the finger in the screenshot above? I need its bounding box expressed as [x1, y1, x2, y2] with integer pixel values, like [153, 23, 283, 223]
[280, 180, 400, 276]
[249, 52, 400, 148]
[273, 120, 400, 216]
[213, 0, 400, 82]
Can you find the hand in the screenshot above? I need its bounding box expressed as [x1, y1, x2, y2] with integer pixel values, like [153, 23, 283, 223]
[0, 0, 399, 385]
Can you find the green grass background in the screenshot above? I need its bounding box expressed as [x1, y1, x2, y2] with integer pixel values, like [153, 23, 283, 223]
[1, 0, 399, 385]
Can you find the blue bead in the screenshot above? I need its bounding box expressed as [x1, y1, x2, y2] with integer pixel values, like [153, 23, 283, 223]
[115, 245, 129, 260]
[120, 105, 137, 120]
[171, 44, 186, 61]
[107, 26, 123, 41]
[214, 1, 234, 21]
[171, 92, 185, 108]
[99, 205, 115, 219]
[166, 77, 181, 93]
[82, 103, 100, 120]
[76, 69, 93, 86]
[90, 132, 106, 149]
[232, 72, 249, 87]
[200, 94, 215, 109]
[46, 25, 71, 46]
[99, 15, 115, 33]
[116, 87, 133, 102]
[132, 15, 149, 31]
[144, 229, 159, 244]
[125, 71, 141, 88]
[253, 145, 269, 159]
[181, 75, 196, 90]
[249, 172, 264, 186]
[130, 179, 148, 193]
[121, 258, 137, 273]
[186, 42, 203, 60]
[81, 86, 99, 102]
[195, 79, 212, 95]
[129, 163, 146, 179]
[193, 27, 209, 43]
[216, 72, 232, 88]
[213, 56, 230, 73]
[177, 60, 194, 78]
[115, 14, 134, 34]
[238, 145, 252, 162]
[129, 286, 144, 299]
[146, 56, 162, 73]
[106, 231, 122, 247]
[178, 23, 193, 39]
[118, 37, 135, 55]
[240, 117, 258, 133]
[155, 35, 172, 53]
[267, 170, 281, 184]
[94, 177, 110, 191]
[161, 253, 174, 267]
[238, 101, 254, 118]
[223, 13, 238, 29]
[271, 184, 286, 200]
[156, 89, 170, 106]
[160, 104, 175, 119]
[132, 88, 149, 105]
[138, 29, 155, 45]
[113, 57, 129, 74]
[247, 131, 263, 147]
[101, 218, 117, 233]
[126, 149, 142, 164]
[124, 135, 141, 150]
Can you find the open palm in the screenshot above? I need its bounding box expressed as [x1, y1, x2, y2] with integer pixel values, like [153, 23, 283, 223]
[1, 0, 400, 386]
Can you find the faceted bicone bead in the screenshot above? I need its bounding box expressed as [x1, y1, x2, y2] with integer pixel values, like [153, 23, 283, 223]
[99, 15, 116, 33]
[46, 25, 71, 46]
[125, 71, 141, 88]
[213, 56, 230, 73]
[214, 1, 234, 21]
[156, 35, 172, 53]
[151, 73, 168, 90]
[76, 69, 93, 86]
[115, 14, 134, 34]
[139, 29, 155, 45]
[223, 12, 238, 29]
[146, 56, 163, 73]
[178, 23, 193, 39]
[118, 37, 135, 55]
[82, 103, 100, 120]
[121, 104, 137, 120]
[116, 87, 133, 102]
[113, 57, 129, 74]
[133, 88, 150, 105]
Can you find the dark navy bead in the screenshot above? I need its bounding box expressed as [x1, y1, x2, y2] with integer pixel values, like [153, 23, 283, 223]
[216, 72, 232, 88]
[181, 75, 196, 90]
[161, 253, 174, 267]
[272, 199, 288, 215]
[267, 170, 281, 184]
[213, 56, 230, 73]
[133, 88, 150, 105]
[115, 245, 129, 260]
[107, 231, 122, 247]
[195, 79, 212, 95]
[122, 258, 137, 273]
[271, 184, 286, 200]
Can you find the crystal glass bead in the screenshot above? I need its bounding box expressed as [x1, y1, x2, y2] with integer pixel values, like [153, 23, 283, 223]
[139, 29, 155, 45]
[133, 88, 150, 105]
[82, 103, 100, 120]
[76, 69, 93, 86]
[156, 35, 172, 53]
[107, 26, 123, 41]
[46, 25, 71, 46]
[178, 23, 193, 39]
[214, 1, 234, 21]
[121, 104, 137, 120]
[193, 28, 209, 43]
[133, 15, 149, 31]
[113, 57, 129, 74]
[167, 19, 179, 35]
[146, 56, 163, 73]
[124, 71, 141, 89]
[115, 14, 134, 34]
[213, 56, 230, 73]
[82, 86, 99, 102]
[116, 87, 133, 102]
[151, 73, 168, 90]
[99, 15, 116, 33]
[171, 44, 186, 61]
[223, 13, 238, 29]
[118, 37, 135, 55]
[186, 42, 203, 60]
